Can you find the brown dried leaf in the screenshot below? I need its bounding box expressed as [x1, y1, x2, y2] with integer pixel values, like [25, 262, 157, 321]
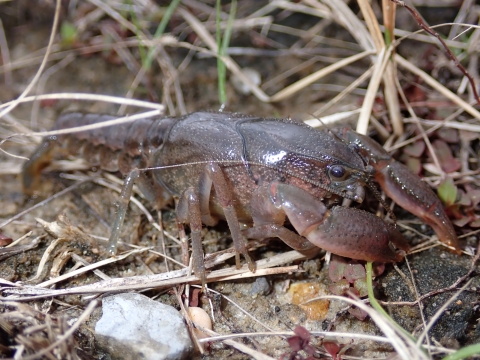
[403, 141, 425, 157]
[328, 256, 347, 282]
[436, 128, 459, 143]
[344, 263, 366, 283]
[0, 233, 12, 247]
[323, 340, 342, 360]
[432, 139, 461, 173]
[406, 157, 422, 175]
[329, 279, 350, 296]
[348, 306, 368, 321]
[453, 217, 470, 227]
[469, 217, 480, 228]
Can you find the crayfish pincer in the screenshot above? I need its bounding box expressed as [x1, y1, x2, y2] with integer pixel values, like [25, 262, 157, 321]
[22, 111, 460, 283]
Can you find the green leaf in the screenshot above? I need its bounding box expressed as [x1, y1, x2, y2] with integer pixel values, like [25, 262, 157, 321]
[438, 177, 457, 207]
[60, 22, 77, 47]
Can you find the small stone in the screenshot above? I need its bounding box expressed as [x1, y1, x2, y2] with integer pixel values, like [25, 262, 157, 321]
[95, 293, 193, 360]
[250, 277, 272, 297]
[288, 282, 329, 321]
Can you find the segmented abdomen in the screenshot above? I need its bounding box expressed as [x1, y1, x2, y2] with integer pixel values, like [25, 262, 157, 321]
[22, 112, 175, 194]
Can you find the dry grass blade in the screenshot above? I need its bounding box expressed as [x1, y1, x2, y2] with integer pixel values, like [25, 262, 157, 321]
[0, 236, 42, 262]
[201, 327, 276, 360]
[357, 47, 390, 134]
[178, 6, 269, 102]
[380, 0, 403, 135]
[38, 250, 148, 287]
[382, 62, 403, 135]
[395, 54, 480, 120]
[6, 231, 33, 248]
[12, 300, 98, 360]
[0, 19, 12, 86]
[86, 0, 148, 42]
[31, 57, 75, 121]
[393, 0, 480, 103]
[304, 109, 361, 127]
[12, 110, 163, 139]
[312, 66, 374, 117]
[180, 3, 375, 104]
[0, 0, 61, 120]
[0, 180, 87, 228]
[357, 0, 385, 51]
[394, 76, 443, 175]
[270, 50, 375, 102]
[324, 0, 375, 51]
[416, 280, 472, 346]
[199, 329, 402, 346]
[312, 295, 429, 360]
[0, 93, 164, 111]
[274, 0, 331, 19]
[407, 118, 480, 132]
[4, 251, 305, 299]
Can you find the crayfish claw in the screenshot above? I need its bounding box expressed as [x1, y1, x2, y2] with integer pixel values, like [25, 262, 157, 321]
[377, 161, 461, 253]
[310, 206, 408, 263]
[342, 129, 460, 254]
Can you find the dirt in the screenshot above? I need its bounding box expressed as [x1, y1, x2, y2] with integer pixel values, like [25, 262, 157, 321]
[0, 1, 479, 359]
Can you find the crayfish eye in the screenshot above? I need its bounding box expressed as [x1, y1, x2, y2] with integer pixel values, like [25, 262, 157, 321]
[329, 165, 347, 180]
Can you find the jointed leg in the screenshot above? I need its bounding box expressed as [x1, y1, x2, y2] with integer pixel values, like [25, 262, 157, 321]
[107, 168, 140, 255]
[177, 187, 206, 286]
[136, 172, 172, 209]
[243, 224, 318, 256]
[205, 163, 255, 272]
[176, 162, 256, 285]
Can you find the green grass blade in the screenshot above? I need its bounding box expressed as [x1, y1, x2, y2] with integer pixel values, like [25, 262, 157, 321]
[216, 0, 237, 106]
[442, 344, 480, 360]
[144, 0, 182, 70]
[366, 262, 418, 342]
[127, 0, 146, 64]
[216, 0, 224, 105]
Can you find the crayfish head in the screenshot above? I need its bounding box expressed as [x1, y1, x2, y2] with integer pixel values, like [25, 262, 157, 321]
[339, 179, 365, 203]
[351, 183, 365, 203]
[325, 164, 367, 203]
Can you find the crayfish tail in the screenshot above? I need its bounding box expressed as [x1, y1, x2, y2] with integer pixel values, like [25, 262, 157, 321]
[22, 138, 56, 195]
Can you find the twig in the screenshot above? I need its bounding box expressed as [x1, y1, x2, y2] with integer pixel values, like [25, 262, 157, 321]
[392, 0, 480, 103]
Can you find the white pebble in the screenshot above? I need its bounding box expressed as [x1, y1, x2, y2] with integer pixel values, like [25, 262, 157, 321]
[231, 67, 261, 95]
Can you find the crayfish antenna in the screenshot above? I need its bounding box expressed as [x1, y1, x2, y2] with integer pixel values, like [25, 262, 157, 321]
[366, 180, 397, 225]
